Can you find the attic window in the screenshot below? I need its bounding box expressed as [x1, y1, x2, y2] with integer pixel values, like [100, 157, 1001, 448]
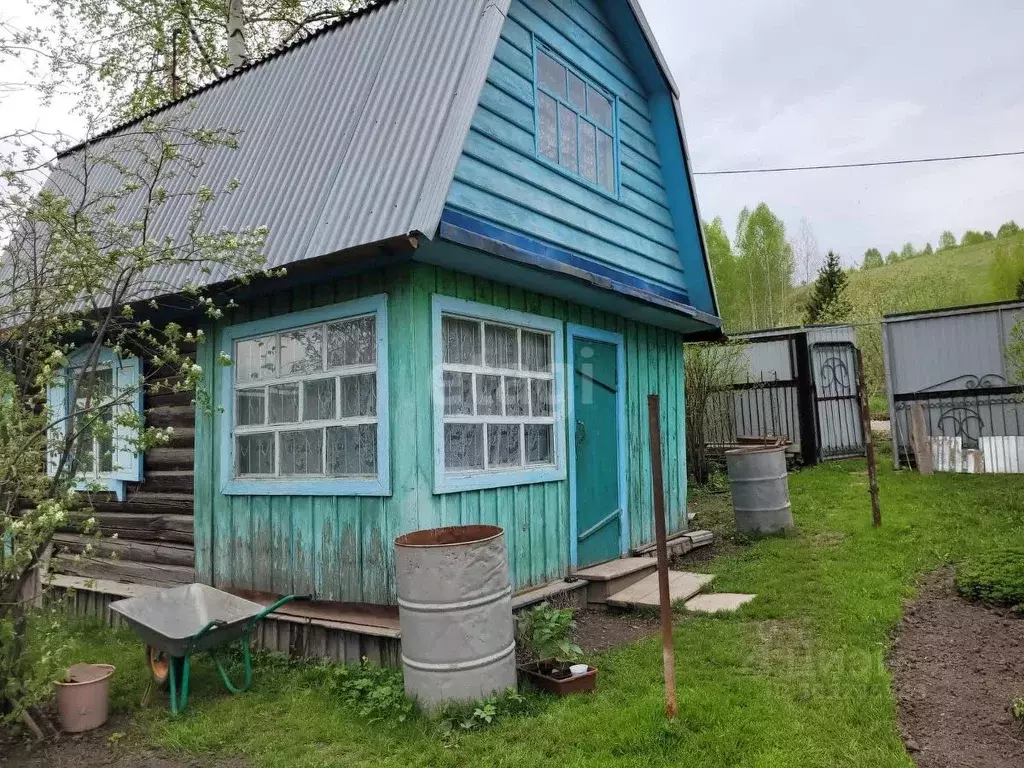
[534, 46, 617, 195]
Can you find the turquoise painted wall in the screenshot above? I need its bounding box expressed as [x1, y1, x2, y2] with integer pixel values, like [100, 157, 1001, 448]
[195, 260, 686, 604]
[447, 0, 696, 307]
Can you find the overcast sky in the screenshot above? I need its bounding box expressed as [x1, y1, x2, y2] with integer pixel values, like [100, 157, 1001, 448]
[4, 0, 1024, 271]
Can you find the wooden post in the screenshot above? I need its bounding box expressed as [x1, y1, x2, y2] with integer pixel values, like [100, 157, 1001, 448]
[855, 349, 882, 528]
[647, 394, 678, 720]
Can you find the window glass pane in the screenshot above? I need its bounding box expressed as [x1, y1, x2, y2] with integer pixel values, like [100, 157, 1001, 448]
[531, 379, 553, 418]
[526, 424, 554, 465]
[597, 131, 614, 192]
[95, 409, 114, 473]
[236, 337, 277, 382]
[538, 92, 558, 163]
[442, 316, 481, 365]
[339, 373, 377, 418]
[236, 388, 266, 426]
[280, 327, 323, 376]
[487, 424, 522, 468]
[327, 316, 376, 368]
[303, 378, 335, 422]
[504, 377, 529, 417]
[280, 429, 323, 475]
[444, 371, 474, 416]
[476, 374, 502, 416]
[237, 433, 275, 475]
[327, 424, 377, 476]
[580, 121, 597, 184]
[587, 86, 612, 130]
[76, 368, 113, 403]
[536, 50, 566, 99]
[444, 423, 484, 470]
[558, 104, 578, 173]
[268, 383, 299, 424]
[485, 324, 518, 370]
[522, 331, 552, 373]
[568, 72, 586, 110]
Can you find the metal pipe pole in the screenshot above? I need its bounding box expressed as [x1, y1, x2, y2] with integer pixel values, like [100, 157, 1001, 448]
[647, 394, 678, 720]
[855, 349, 882, 527]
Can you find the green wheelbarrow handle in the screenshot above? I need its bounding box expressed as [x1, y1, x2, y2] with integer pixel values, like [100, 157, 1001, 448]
[169, 594, 302, 716]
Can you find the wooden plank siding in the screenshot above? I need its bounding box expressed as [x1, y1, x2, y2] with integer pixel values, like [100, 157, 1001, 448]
[53, 349, 198, 586]
[195, 261, 687, 605]
[446, 0, 691, 302]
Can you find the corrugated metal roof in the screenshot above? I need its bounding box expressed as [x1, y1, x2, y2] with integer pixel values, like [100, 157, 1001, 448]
[42, 0, 510, 298]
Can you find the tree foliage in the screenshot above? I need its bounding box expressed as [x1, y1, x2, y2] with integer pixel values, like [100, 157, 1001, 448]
[861, 247, 883, 270]
[899, 242, 916, 262]
[938, 230, 957, 250]
[804, 251, 852, 324]
[961, 230, 993, 247]
[989, 239, 1024, 301]
[732, 203, 794, 329]
[998, 221, 1021, 239]
[29, 0, 368, 121]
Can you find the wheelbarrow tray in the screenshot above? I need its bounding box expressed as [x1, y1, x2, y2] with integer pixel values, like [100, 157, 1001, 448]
[110, 583, 266, 658]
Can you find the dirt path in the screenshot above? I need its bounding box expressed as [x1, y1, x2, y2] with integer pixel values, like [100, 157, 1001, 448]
[890, 570, 1024, 767]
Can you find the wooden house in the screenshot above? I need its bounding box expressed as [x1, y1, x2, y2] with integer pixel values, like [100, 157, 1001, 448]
[48, 0, 722, 659]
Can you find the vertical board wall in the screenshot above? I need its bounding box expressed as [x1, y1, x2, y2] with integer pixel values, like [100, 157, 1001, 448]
[195, 262, 686, 604]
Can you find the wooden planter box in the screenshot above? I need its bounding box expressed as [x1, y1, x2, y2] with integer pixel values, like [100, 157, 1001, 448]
[518, 660, 597, 696]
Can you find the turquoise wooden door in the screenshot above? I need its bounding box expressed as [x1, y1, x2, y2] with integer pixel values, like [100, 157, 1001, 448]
[572, 337, 622, 567]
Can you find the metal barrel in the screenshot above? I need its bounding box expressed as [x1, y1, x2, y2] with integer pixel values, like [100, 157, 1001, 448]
[394, 525, 516, 709]
[725, 447, 794, 534]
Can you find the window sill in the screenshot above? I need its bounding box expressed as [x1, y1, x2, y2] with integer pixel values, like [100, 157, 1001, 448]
[434, 466, 566, 495]
[221, 477, 391, 497]
[74, 477, 127, 502]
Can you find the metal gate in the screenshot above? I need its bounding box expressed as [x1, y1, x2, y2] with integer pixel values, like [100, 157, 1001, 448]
[810, 341, 865, 459]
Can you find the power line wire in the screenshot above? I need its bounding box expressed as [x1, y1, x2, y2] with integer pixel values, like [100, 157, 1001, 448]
[693, 149, 1024, 176]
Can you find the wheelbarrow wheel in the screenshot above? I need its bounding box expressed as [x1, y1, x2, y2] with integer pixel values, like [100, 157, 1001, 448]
[146, 646, 182, 691]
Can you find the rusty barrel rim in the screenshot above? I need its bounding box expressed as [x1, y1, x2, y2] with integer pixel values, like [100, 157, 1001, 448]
[395, 524, 503, 548]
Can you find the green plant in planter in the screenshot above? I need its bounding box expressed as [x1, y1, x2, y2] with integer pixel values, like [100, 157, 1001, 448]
[516, 603, 583, 675]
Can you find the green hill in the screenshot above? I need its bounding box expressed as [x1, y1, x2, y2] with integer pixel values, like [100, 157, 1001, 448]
[785, 235, 1023, 401]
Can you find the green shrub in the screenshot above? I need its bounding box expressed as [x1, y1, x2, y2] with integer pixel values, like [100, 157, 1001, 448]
[305, 660, 414, 724]
[956, 549, 1024, 607]
[515, 603, 582, 663]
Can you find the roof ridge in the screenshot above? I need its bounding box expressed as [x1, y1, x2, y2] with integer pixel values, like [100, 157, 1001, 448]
[58, 0, 402, 158]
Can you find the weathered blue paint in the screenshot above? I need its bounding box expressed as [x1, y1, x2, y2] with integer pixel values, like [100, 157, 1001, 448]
[47, 346, 143, 501]
[440, 207, 693, 312]
[448, 0, 696, 306]
[566, 324, 627, 567]
[215, 294, 391, 497]
[431, 295, 567, 494]
[195, 259, 687, 605]
[603, 0, 716, 317]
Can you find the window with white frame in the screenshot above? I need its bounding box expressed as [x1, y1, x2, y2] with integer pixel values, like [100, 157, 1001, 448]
[47, 347, 144, 501]
[435, 299, 565, 492]
[535, 45, 617, 195]
[231, 312, 381, 481]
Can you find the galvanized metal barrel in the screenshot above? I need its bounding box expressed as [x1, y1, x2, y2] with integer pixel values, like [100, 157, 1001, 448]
[394, 525, 516, 709]
[725, 447, 794, 534]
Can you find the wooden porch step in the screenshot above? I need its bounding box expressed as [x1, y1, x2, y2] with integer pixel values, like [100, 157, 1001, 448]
[512, 578, 589, 611]
[606, 571, 715, 609]
[631, 530, 715, 559]
[574, 557, 657, 604]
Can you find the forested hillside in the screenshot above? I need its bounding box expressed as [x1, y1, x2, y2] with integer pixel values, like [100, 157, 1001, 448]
[704, 206, 1024, 396]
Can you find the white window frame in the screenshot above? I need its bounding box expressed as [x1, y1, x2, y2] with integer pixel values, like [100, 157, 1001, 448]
[217, 294, 390, 497]
[47, 346, 144, 502]
[432, 295, 566, 494]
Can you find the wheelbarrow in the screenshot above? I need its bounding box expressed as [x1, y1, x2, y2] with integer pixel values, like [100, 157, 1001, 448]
[110, 583, 296, 715]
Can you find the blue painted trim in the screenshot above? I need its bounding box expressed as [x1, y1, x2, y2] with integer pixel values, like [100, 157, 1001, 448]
[216, 294, 391, 497]
[440, 207, 720, 327]
[565, 324, 628, 567]
[47, 347, 144, 501]
[431, 295, 567, 494]
[530, 35, 620, 200]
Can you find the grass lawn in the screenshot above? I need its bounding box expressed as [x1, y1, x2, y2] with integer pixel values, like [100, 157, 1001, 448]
[50, 447, 1024, 767]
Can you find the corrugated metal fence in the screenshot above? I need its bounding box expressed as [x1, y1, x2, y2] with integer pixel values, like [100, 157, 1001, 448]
[882, 300, 1024, 472]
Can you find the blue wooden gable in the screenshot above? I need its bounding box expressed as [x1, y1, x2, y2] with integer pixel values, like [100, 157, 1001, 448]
[441, 0, 717, 327]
